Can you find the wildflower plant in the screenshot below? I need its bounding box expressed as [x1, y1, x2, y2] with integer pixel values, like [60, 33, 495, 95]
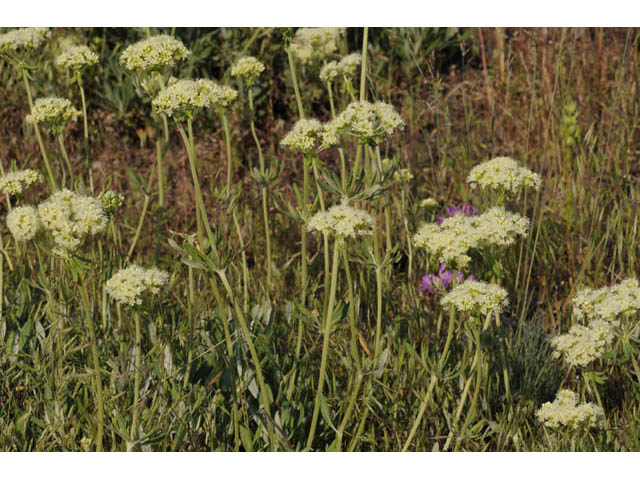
[26, 97, 80, 136]
[55, 45, 99, 73]
[0, 27, 50, 58]
[120, 34, 190, 73]
[288, 27, 344, 65]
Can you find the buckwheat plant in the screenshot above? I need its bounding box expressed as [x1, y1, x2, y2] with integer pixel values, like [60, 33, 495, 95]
[306, 203, 375, 450]
[106, 265, 169, 450]
[56, 44, 99, 186]
[27, 97, 80, 187]
[467, 156, 542, 202]
[289, 27, 344, 65]
[6, 205, 41, 242]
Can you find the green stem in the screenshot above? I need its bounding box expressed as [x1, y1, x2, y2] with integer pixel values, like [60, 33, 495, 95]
[183, 265, 195, 389]
[129, 310, 142, 451]
[232, 210, 249, 313]
[126, 163, 155, 262]
[57, 134, 74, 187]
[249, 91, 272, 292]
[306, 238, 341, 450]
[221, 112, 234, 197]
[287, 49, 305, 119]
[22, 70, 57, 191]
[359, 27, 369, 101]
[78, 80, 93, 191]
[79, 277, 104, 452]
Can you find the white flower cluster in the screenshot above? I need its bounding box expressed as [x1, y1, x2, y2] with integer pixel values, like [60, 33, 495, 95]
[38, 189, 108, 251]
[0, 27, 50, 53]
[99, 190, 125, 217]
[536, 390, 604, 429]
[551, 279, 640, 367]
[6, 206, 41, 242]
[307, 203, 375, 240]
[26, 97, 80, 134]
[0, 169, 43, 196]
[120, 34, 190, 72]
[280, 118, 323, 154]
[572, 278, 640, 323]
[319, 52, 361, 83]
[551, 319, 617, 367]
[467, 156, 542, 195]
[440, 279, 508, 317]
[55, 45, 99, 72]
[152, 78, 237, 119]
[322, 101, 404, 147]
[413, 206, 529, 268]
[105, 264, 169, 306]
[230, 56, 265, 86]
[289, 28, 344, 64]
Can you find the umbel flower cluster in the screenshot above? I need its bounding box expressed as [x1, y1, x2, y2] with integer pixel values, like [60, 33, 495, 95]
[307, 203, 375, 240]
[120, 34, 190, 72]
[105, 265, 169, 306]
[572, 278, 640, 323]
[536, 390, 604, 429]
[280, 119, 323, 154]
[551, 319, 617, 367]
[55, 45, 99, 72]
[440, 279, 508, 317]
[0, 169, 43, 196]
[38, 189, 108, 251]
[0, 27, 50, 54]
[7, 206, 41, 242]
[319, 53, 361, 83]
[288, 27, 344, 64]
[26, 97, 80, 135]
[467, 156, 542, 196]
[152, 78, 237, 119]
[230, 56, 265, 86]
[323, 101, 404, 147]
[551, 278, 640, 366]
[99, 190, 125, 218]
[413, 206, 529, 268]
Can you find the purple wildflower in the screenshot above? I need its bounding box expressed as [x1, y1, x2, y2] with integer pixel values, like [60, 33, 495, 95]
[419, 262, 476, 294]
[437, 203, 478, 223]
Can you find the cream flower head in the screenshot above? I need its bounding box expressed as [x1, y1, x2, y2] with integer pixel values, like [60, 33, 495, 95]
[467, 156, 541, 196]
[440, 279, 508, 317]
[307, 204, 375, 240]
[230, 56, 265, 86]
[153, 78, 237, 119]
[551, 319, 617, 367]
[0, 169, 43, 196]
[120, 34, 190, 72]
[289, 28, 344, 64]
[38, 189, 108, 251]
[26, 97, 80, 135]
[281, 119, 323, 154]
[7, 206, 41, 242]
[55, 45, 99, 72]
[105, 265, 169, 307]
[572, 278, 640, 323]
[536, 390, 604, 429]
[322, 101, 404, 147]
[0, 28, 50, 54]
